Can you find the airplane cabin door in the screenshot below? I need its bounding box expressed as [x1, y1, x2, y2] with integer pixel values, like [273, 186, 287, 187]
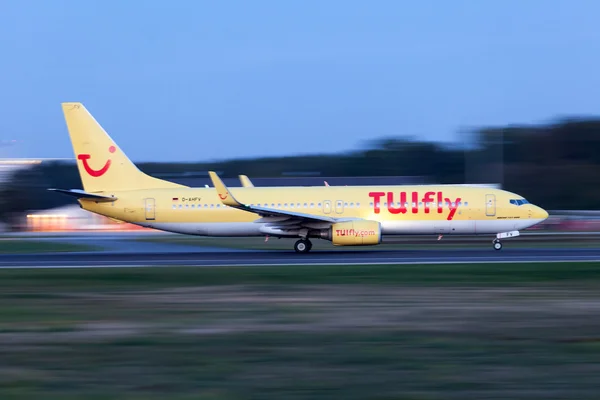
[144, 198, 156, 220]
[323, 200, 332, 214]
[485, 194, 496, 217]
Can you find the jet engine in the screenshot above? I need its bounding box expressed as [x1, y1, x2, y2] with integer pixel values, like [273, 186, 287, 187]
[320, 220, 382, 246]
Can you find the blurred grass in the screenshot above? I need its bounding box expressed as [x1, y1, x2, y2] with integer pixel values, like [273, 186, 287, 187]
[0, 240, 100, 254]
[1, 262, 600, 290]
[1, 263, 600, 399]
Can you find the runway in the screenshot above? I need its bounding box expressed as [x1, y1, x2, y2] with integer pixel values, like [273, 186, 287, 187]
[0, 248, 600, 268]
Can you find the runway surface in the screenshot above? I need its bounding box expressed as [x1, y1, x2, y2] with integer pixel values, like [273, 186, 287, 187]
[1, 248, 600, 268]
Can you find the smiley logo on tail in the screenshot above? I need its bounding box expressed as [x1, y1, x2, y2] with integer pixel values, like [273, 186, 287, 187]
[77, 146, 116, 177]
[219, 193, 228, 200]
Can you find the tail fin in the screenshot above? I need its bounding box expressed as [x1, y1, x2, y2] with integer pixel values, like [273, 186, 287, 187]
[61, 103, 186, 192]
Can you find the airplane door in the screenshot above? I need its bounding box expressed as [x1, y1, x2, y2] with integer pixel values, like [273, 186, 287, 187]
[335, 200, 344, 214]
[145, 198, 156, 220]
[323, 200, 332, 214]
[485, 194, 496, 217]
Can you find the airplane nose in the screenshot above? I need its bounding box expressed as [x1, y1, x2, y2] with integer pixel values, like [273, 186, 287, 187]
[533, 206, 549, 221]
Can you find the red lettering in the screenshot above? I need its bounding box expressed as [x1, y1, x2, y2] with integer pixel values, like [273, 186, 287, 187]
[367, 191, 461, 220]
[445, 197, 461, 220]
[387, 192, 408, 214]
[422, 191, 435, 213]
[369, 192, 385, 214]
[412, 192, 418, 213]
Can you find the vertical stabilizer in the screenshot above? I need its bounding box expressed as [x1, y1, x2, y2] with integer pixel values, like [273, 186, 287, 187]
[61, 102, 186, 192]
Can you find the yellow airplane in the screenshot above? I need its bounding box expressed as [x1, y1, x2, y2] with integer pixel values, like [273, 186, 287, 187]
[50, 103, 549, 253]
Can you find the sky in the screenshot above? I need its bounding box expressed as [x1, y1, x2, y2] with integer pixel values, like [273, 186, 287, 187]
[1, 0, 600, 162]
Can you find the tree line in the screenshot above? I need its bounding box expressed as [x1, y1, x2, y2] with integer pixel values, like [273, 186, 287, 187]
[1, 116, 599, 225]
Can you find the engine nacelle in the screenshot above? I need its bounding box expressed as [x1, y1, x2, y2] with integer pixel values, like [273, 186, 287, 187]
[321, 220, 382, 246]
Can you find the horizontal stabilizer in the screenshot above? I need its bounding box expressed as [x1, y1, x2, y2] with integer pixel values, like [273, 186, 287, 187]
[48, 188, 116, 202]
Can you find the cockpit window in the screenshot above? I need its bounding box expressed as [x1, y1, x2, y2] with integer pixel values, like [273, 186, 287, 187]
[510, 199, 529, 206]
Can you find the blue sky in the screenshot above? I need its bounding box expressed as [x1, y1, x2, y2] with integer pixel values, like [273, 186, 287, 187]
[1, 0, 599, 162]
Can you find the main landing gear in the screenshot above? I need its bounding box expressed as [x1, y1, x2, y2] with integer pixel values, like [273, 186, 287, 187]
[294, 239, 313, 253]
[493, 239, 503, 251]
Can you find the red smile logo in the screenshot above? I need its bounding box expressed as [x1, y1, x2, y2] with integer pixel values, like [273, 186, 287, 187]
[78, 146, 116, 177]
[219, 193, 228, 200]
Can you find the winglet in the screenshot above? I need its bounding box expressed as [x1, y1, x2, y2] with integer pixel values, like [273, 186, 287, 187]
[239, 175, 254, 187]
[208, 171, 242, 207]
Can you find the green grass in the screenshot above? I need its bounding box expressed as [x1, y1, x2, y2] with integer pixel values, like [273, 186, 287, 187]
[1, 262, 600, 399]
[1, 262, 600, 290]
[0, 240, 101, 254]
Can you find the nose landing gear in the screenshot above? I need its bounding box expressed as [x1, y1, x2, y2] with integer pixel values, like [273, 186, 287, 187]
[294, 239, 313, 253]
[492, 230, 519, 250]
[493, 239, 503, 250]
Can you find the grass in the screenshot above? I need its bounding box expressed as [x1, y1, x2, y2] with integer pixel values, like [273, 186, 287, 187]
[0, 262, 600, 399]
[1, 262, 600, 289]
[0, 240, 101, 254]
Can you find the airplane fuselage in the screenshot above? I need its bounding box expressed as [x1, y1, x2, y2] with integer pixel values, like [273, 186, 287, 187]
[80, 185, 548, 238]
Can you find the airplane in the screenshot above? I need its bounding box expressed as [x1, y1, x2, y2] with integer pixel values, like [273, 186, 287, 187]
[50, 102, 549, 253]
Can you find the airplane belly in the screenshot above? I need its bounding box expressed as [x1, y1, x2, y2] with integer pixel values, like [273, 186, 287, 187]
[144, 222, 263, 236]
[381, 220, 480, 235]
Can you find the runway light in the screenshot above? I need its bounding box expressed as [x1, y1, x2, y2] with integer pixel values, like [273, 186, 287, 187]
[26, 214, 69, 218]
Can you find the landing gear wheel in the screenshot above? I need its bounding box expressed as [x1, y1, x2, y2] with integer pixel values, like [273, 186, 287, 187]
[294, 239, 311, 253]
[493, 239, 503, 251]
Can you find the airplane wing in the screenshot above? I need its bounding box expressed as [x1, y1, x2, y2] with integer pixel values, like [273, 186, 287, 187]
[48, 188, 116, 202]
[209, 171, 350, 229]
[239, 175, 254, 187]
